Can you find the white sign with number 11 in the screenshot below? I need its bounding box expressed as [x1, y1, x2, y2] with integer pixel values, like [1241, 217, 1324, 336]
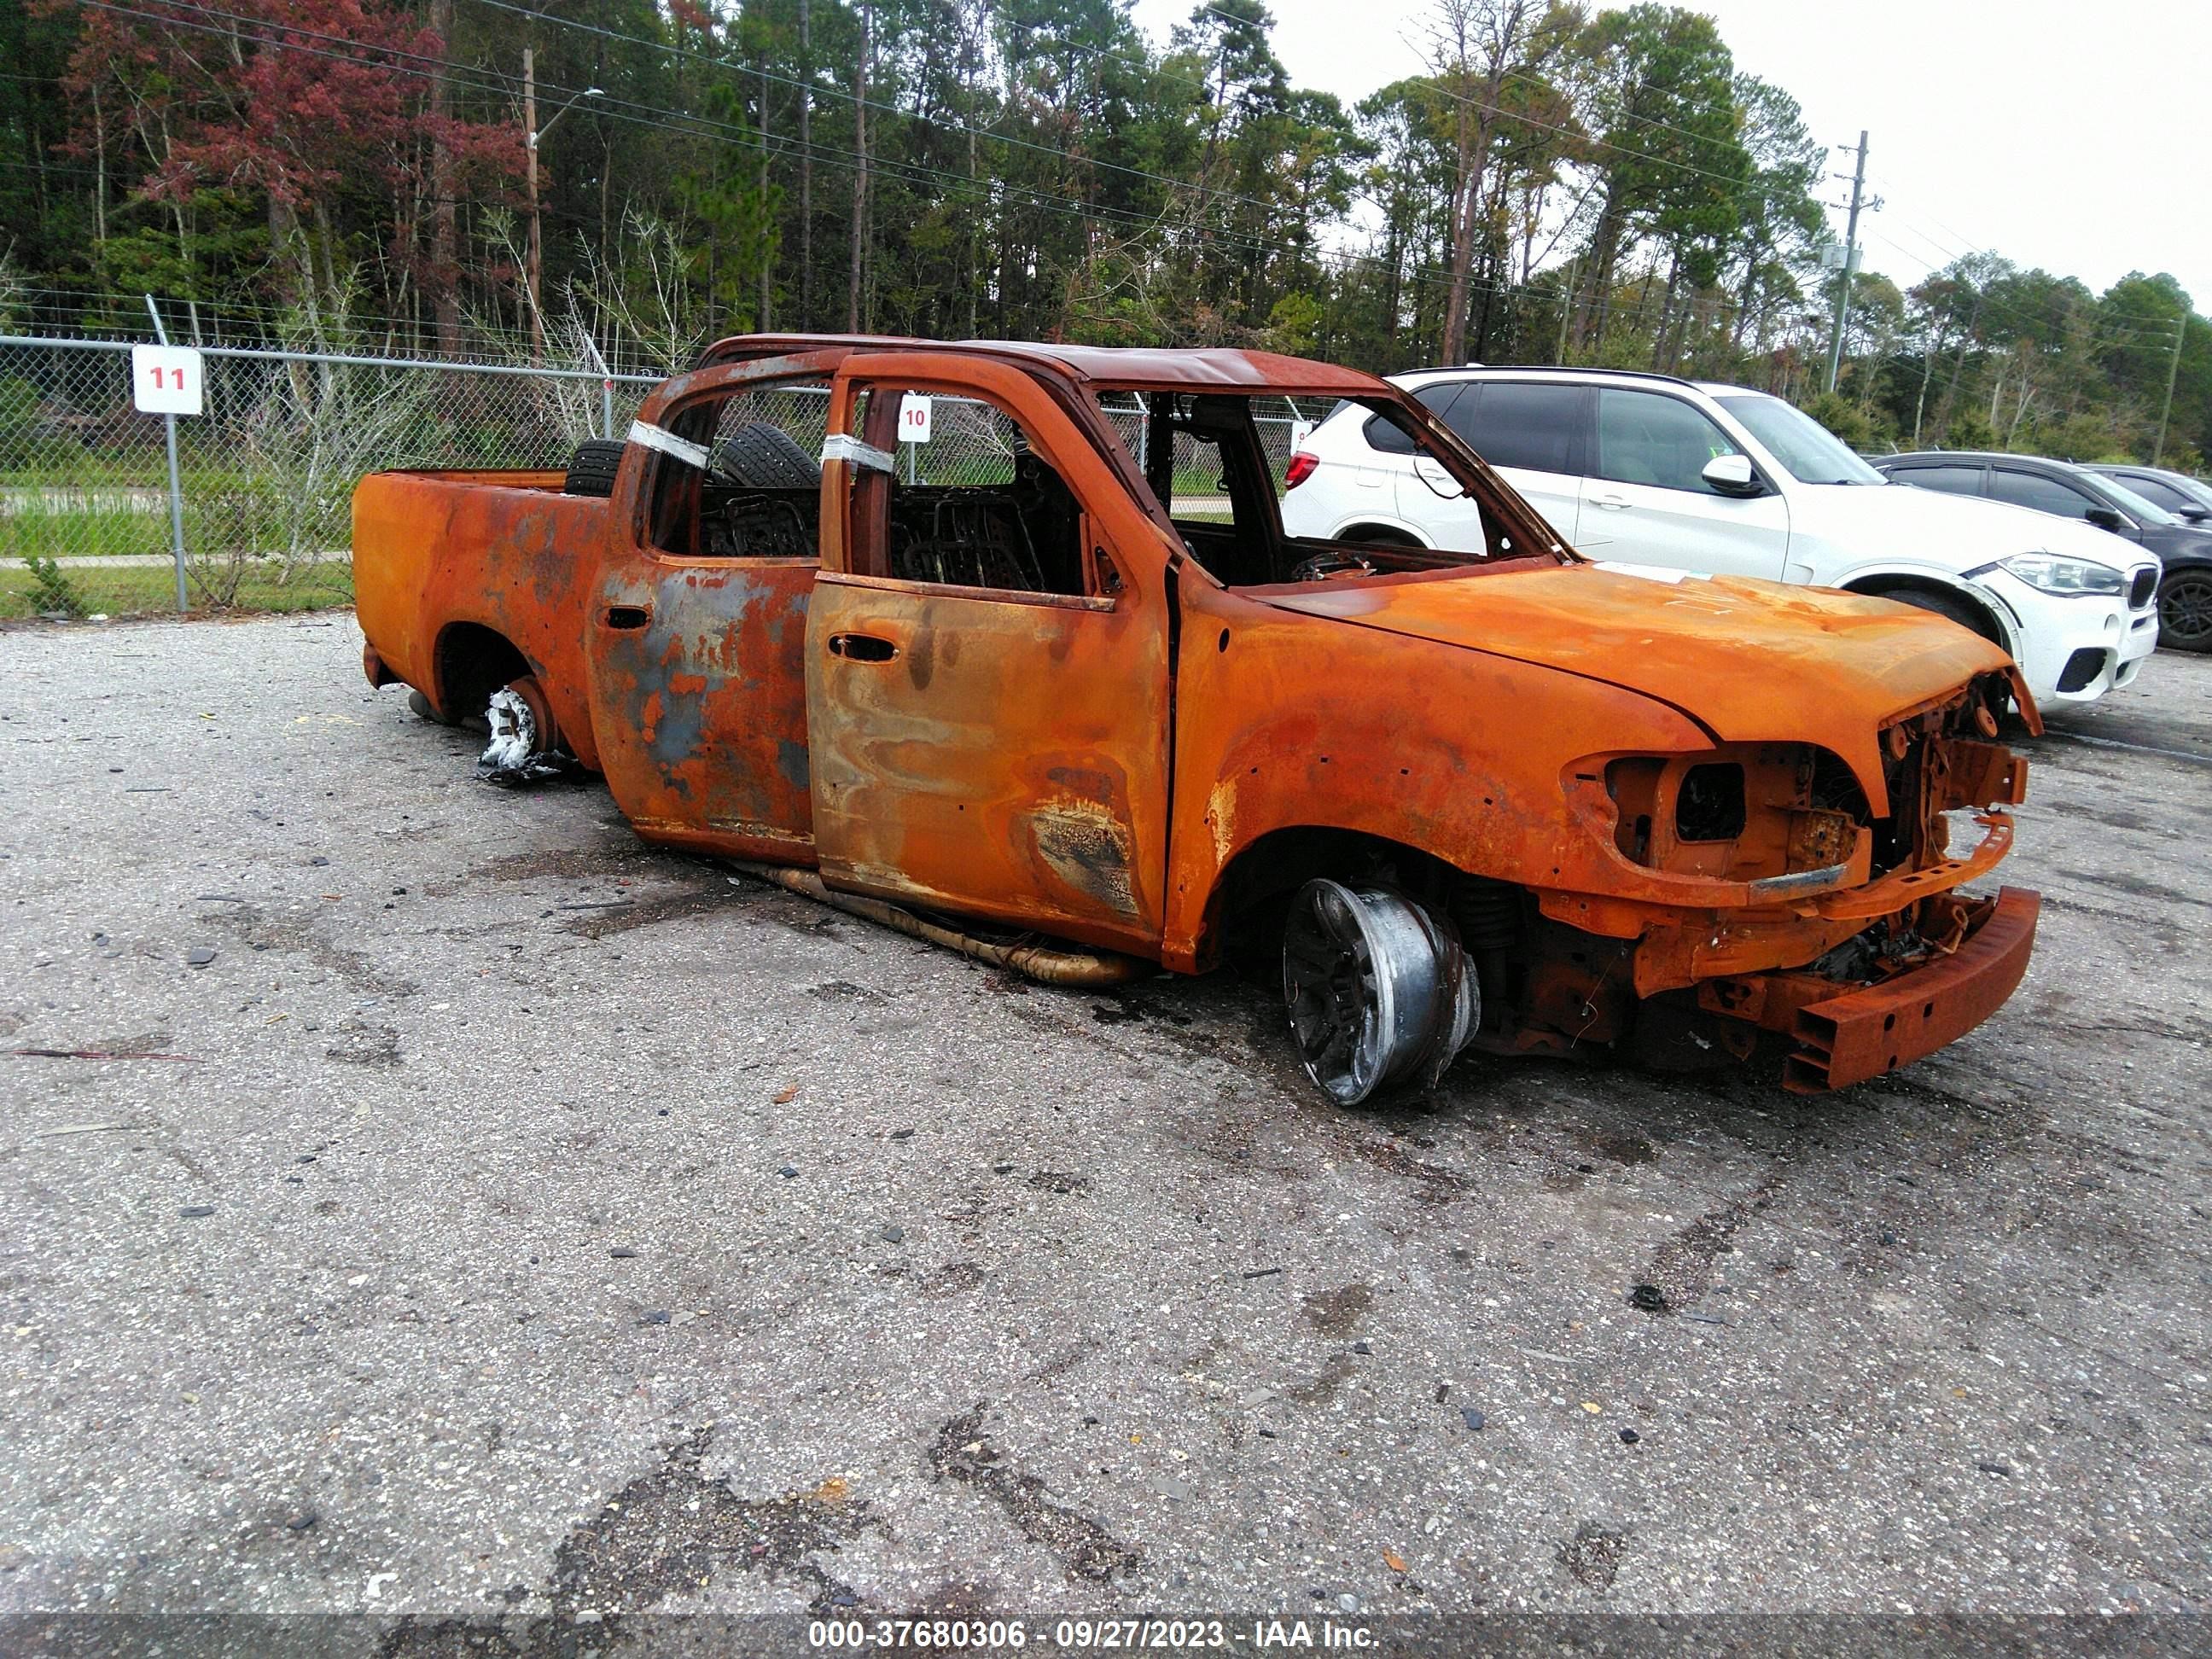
[131, 344, 205, 416]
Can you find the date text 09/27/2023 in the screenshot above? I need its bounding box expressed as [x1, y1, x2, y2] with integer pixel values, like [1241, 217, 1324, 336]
[806, 1617, 1377, 1649]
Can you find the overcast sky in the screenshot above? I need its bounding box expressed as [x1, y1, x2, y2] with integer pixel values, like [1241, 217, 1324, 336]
[1127, 0, 2212, 311]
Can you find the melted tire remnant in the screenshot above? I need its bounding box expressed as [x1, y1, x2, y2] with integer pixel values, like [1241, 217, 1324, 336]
[1558, 1521, 1630, 1590]
[550, 1426, 879, 1617]
[1300, 1283, 1372, 1338]
[1337, 1135, 1472, 1206]
[928, 1404, 1139, 1585]
[479, 678, 573, 787]
[1637, 1179, 1780, 1313]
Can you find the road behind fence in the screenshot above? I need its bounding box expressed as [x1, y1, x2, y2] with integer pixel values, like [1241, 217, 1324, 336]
[0, 334, 1318, 622]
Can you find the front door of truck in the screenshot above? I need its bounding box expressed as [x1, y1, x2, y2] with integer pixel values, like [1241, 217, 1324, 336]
[803, 359, 1173, 953]
[584, 352, 850, 859]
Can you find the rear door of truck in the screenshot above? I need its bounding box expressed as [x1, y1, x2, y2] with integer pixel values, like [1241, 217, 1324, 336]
[583, 349, 852, 859]
[802, 355, 1175, 955]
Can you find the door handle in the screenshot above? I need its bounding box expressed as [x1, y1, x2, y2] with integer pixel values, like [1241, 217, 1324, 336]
[1591, 492, 1628, 511]
[602, 604, 650, 630]
[827, 632, 899, 663]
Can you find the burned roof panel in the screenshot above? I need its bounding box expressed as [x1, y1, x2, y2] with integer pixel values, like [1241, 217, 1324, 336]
[696, 333, 1383, 397]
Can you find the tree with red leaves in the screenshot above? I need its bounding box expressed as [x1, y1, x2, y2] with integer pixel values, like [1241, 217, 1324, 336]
[46, 0, 520, 337]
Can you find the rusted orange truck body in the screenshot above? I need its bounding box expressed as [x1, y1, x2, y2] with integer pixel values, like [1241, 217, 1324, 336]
[355, 335, 2040, 1102]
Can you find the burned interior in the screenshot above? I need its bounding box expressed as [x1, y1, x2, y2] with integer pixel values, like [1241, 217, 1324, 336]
[640, 354, 1557, 605]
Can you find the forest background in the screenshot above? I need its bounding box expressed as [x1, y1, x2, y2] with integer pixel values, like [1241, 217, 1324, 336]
[4, 0, 2207, 468]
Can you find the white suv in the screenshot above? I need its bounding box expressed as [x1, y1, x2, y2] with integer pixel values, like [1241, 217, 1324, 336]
[1279, 367, 2161, 707]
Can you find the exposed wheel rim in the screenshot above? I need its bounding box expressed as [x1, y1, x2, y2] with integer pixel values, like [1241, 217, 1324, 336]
[2160, 573, 2212, 650]
[1282, 879, 1476, 1106]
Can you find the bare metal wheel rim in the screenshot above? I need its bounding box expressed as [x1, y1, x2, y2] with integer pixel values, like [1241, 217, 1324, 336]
[1282, 879, 1477, 1107]
[2161, 572, 2212, 648]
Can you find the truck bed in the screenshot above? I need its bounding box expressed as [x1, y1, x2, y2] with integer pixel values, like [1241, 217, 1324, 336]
[353, 469, 614, 770]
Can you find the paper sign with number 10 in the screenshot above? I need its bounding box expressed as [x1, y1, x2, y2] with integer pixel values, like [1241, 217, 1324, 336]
[131, 345, 205, 416]
[898, 393, 932, 444]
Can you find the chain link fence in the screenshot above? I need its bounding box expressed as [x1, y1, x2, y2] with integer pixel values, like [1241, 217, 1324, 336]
[0, 335, 661, 622]
[1, 332, 1324, 622]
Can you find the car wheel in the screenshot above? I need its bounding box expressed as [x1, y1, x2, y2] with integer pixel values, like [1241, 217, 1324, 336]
[712, 422, 823, 489]
[2157, 568, 2212, 652]
[479, 674, 565, 783]
[1342, 525, 1420, 548]
[1879, 585, 1998, 643]
[562, 438, 626, 498]
[1281, 878, 1476, 1106]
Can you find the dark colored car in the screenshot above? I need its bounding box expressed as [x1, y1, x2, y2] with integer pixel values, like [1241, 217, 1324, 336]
[1876, 451, 2212, 652]
[2085, 463, 2212, 526]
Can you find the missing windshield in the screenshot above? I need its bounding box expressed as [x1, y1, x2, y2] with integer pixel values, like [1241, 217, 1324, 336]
[1120, 391, 1546, 587]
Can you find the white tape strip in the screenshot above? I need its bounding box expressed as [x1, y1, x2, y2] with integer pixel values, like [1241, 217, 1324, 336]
[626, 419, 711, 470]
[821, 433, 896, 474]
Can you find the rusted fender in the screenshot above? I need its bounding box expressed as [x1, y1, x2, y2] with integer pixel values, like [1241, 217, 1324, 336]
[1161, 575, 1713, 972]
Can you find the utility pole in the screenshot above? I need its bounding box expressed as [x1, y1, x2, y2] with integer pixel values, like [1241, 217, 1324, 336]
[799, 0, 812, 331]
[1823, 131, 1869, 394]
[523, 46, 542, 357]
[848, 0, 870, 333]
[428, 0, 458, 357]
[1555, 257, 1575, 364]
[2154, 317, 2186, 467]
[758, 60, 771, 331]
[521, 61, 601, 359]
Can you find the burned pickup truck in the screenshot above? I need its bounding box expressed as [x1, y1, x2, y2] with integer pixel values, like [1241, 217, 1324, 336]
[353, 335, 2040, 1104]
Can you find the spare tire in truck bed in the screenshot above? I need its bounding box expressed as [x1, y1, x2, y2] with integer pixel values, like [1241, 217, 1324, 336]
[562, 438, 626, 497]
[713, 422, 822, 489]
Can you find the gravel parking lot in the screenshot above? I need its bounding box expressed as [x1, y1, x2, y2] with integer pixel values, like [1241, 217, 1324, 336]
[2, 614, 2207, 1633]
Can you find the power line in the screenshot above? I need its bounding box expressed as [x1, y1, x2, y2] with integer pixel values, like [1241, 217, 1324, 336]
[40, 0, 2191, 375]
[67, 0, 1527, 316]
[79, 0, 1452, 303]
[49, 0, 1873, 350]
[469, 0, 1325, 234]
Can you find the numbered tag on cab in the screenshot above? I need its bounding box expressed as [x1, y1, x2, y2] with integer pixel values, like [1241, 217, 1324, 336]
[131, 345, 205, 416]
[898, 393, 932, 444]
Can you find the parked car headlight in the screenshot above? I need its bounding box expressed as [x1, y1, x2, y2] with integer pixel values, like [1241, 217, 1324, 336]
[1997, 553, 2124, 596]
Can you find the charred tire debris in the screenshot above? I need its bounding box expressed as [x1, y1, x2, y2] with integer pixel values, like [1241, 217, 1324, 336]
[477, 675, 573, 786]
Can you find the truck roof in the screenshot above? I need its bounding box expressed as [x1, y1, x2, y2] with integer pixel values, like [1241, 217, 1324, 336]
[699, 334, 1385, 398]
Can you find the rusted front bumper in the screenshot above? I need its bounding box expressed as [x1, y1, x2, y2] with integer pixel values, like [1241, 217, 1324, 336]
[1779, 886, 2040, 1092]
